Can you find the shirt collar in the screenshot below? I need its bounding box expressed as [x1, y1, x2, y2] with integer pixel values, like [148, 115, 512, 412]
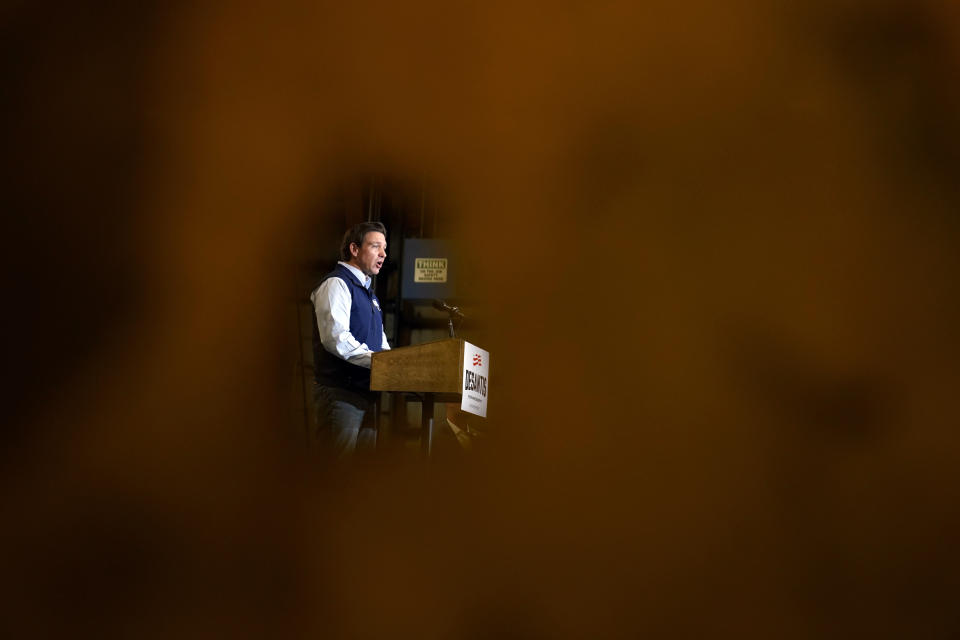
[338, 261, 371, 289]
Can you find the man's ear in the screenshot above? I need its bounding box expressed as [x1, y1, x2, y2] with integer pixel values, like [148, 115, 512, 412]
[350, 242, 359, 258]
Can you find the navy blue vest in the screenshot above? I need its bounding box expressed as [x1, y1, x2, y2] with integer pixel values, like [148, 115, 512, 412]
[311, 264, 385, 391]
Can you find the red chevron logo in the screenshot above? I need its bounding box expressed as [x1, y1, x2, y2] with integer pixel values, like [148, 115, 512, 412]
[472, 353, 482, 366]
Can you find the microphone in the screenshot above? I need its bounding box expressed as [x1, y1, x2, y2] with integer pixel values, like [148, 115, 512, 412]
[433, 299, 464, 318]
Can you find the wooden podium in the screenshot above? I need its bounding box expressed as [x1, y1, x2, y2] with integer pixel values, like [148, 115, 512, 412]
[370, 338, 468, 455]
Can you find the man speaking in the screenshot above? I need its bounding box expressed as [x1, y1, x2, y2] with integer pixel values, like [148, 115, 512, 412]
[310, 221, 390, 455]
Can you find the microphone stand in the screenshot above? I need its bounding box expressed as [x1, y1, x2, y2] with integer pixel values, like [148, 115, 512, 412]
[433, 299, 463, 338]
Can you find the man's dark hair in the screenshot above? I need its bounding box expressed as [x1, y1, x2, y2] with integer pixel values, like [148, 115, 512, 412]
[339, 221, 386, 261]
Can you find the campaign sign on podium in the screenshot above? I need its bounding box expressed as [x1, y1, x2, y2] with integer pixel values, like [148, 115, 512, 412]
[461, 341, 489, 417]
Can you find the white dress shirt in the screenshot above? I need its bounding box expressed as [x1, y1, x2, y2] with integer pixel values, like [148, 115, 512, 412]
[310, 261, 390, 369]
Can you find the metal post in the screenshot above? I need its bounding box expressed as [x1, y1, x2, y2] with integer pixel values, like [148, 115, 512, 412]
[420, 393, 434, 457]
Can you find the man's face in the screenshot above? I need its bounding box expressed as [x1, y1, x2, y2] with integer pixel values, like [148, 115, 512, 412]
[349, 231, 387, 277]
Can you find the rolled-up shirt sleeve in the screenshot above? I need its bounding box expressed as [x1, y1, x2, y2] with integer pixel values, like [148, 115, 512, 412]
[310, 278, 389, 369]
